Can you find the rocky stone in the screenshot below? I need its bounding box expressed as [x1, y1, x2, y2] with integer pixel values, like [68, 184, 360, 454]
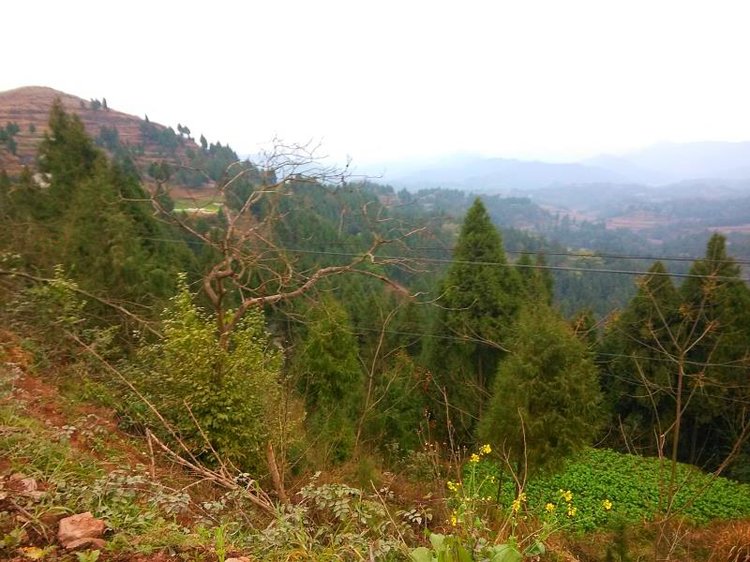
[65, 537, 107, 551]
[57, 512, 106, 549]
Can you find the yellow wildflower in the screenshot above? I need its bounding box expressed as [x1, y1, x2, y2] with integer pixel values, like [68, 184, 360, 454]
[469, 453, 480, 463]
[450, 513, 458, 526]
[545, 502, 556, 513]
[559, 489, 573, 503]
[480, 444, 492, 455]
[567, 505, 577, 517]
[511, 492, 526, 514]
[447, 481, 460, 492]
[602, 499, 613, 511]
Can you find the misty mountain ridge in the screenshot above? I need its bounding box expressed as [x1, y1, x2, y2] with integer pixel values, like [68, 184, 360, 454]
[374, 141, 750, 193]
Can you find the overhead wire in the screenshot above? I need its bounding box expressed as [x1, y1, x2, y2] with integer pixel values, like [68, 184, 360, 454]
[341, 325, 750, 372]
[137, 236, 750, 282]
[274, 247, 750, 283]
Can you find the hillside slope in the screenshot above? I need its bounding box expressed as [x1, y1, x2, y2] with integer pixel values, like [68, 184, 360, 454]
[0, 86, 207, 188]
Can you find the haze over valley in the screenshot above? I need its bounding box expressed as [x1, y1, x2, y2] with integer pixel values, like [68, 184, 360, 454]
[3, 2, 750, 561]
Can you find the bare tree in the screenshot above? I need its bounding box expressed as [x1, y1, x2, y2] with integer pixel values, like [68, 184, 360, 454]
[604, 260, 750, 560]
[142, 141, 425, 500]
[151, 140, 422, 348]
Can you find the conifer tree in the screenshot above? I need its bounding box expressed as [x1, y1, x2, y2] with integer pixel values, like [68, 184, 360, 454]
[516, 252, 553, 304]
[678, 234, 750, 470]
[600, 241, 750, 476]
[570, 308, 598, 348]
[22, 101, 186, 306]
[426, 198, 522, 441]
[293, 297, 362, 462]
[479, 304, 602, 477]
[0, 169, 10, 209]
[38, 100, 101, 213]
[599, 261, 680, 454]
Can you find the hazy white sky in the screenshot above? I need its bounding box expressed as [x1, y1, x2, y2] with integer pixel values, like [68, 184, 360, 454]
[4, 0, 750, 166]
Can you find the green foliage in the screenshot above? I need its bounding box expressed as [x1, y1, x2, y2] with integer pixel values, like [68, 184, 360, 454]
[363, 351, 429, 452]
[96, 125, 120, 151]
[479, 304, 602, 476]
[600, 236, 750, 475]
[2, 101, 188, 312]
[678, 233, 750, 472]
[426, 198, 522, 441]
[5, 267, 117, 364]
[293, 297, 361, 463]
[599, 261, 681, 454]
[474, 448, 750, 533]
[445, 445, 497, 539]
[258, 474, 411, 560]
[138, 277, 283, 471]
[442, 445, 551, 558]
[410, 533, 523, 562]
[39, 101, 102, 201]
[13, 266, 85, 332]
[75, 550, 101, 562]
[139, 120, 181, 154]
[0, 122, 19, 154]
[516, 252, 553, 305]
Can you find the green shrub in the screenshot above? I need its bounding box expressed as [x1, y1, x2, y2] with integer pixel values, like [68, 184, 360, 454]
[137, 276, 283, 472]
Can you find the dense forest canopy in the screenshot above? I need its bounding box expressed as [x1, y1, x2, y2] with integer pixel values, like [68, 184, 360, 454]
[2, 100, 750, 561]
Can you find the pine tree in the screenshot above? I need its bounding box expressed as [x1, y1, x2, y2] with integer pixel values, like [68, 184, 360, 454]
[599, 261, 680, 454]
[20, 101, 187, 308]
[479, 304, 602, 477]
[293, 297, 362, 463]
[516, 252, 553, 304]
[678, 234, 750, 471]
[426, 198, 522, 442]
[38, 99, 101, 212]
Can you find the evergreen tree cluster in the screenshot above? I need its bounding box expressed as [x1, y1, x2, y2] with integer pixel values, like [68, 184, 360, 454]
[1, 100, 749, 486]
[1, 100, 186, 309]
[425, 199, 601, 474]
[0, 121, 20, 155]
[600, 234, 750, 478]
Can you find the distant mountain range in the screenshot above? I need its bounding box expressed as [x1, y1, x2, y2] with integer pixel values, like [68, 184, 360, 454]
[5, 85, 750, 202]
[370, 142, 750, 192]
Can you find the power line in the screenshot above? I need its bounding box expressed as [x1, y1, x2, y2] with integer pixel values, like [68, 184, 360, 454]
[137, 236, 750, 266]
[135, 235, 750, 282]
[343, 325, 750, 372]
[278, 248, 750, 283]
[507, 249, 750, 267]
[285, 241, 750, 267]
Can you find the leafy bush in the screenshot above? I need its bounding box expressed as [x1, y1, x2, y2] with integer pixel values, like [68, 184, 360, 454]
[137, 276, 283, 472]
